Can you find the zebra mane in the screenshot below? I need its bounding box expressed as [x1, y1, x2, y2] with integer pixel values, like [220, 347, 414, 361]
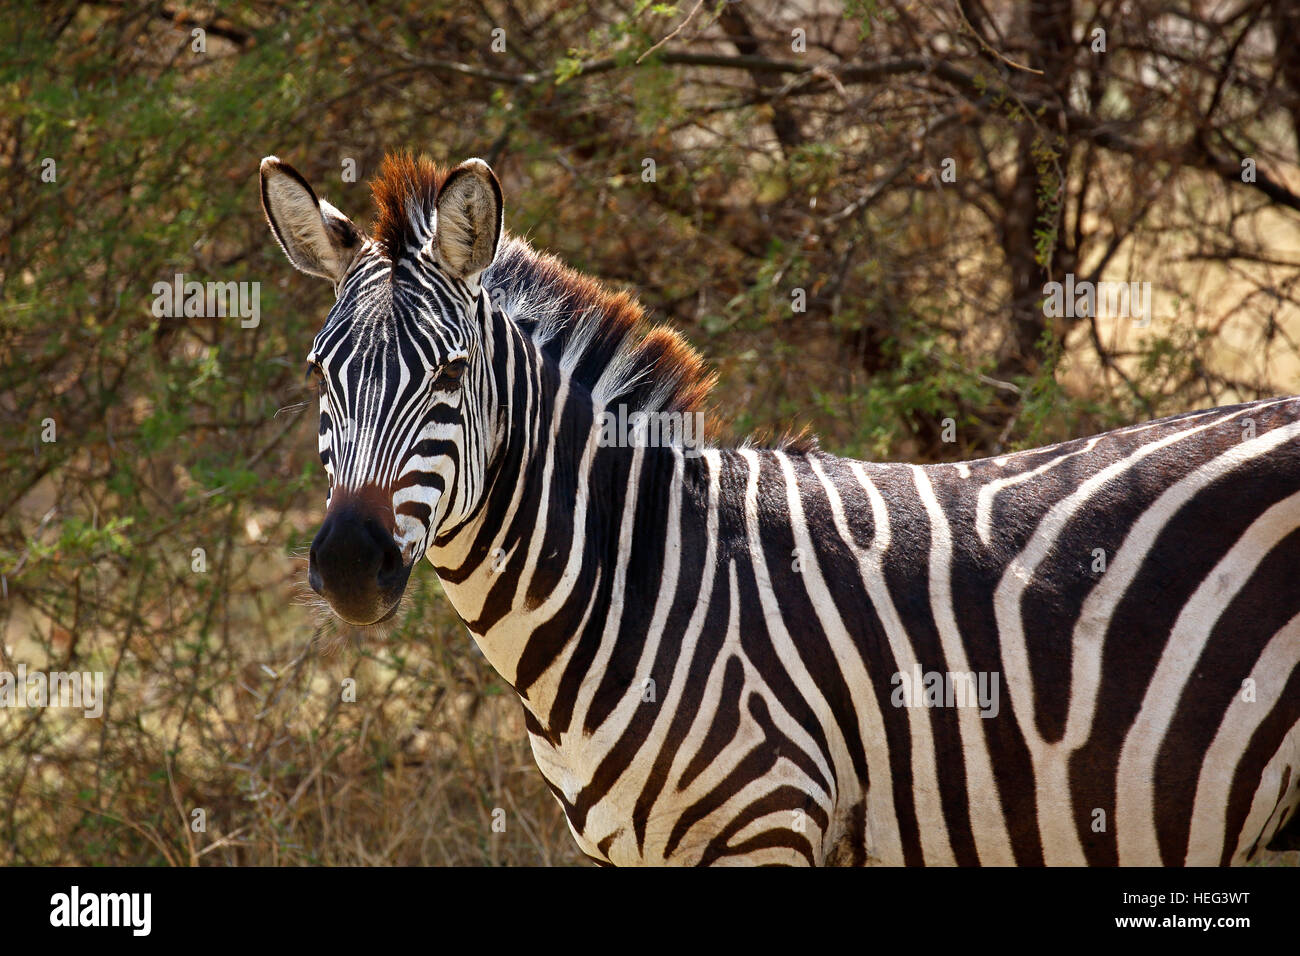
[738, 424, 821, 455]
[483, 237, 717, 420]
[370, 152, 447, 262]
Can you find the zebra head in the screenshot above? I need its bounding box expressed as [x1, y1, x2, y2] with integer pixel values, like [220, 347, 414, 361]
[259, 154, 504, 627]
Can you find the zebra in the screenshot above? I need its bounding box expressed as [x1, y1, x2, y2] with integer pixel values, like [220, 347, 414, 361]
[260, 150, 1300, 866]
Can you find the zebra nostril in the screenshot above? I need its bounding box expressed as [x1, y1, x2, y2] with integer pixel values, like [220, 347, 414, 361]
[367, 520, 403, 586]
[379, 544, 401, 580]
[308, 546, 323, 594]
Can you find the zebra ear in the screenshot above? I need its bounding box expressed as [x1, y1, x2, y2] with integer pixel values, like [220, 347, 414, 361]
[434, 158, 503, 283]
[259, 156, 363, 283]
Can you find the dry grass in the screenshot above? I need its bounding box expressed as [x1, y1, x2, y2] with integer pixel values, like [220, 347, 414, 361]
[0, 493, 586, 867]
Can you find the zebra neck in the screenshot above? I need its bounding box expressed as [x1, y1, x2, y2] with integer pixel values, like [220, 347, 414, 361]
[429, 341, 692, 728]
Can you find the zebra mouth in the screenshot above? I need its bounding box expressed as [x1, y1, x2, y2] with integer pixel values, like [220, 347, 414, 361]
[328, 597, 402, 630]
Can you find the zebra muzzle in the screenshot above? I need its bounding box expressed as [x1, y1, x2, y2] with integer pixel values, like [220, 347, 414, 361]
[308, 505, 411, 626]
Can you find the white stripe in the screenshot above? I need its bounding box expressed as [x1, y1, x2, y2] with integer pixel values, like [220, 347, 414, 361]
[912, 466, 1016, 864]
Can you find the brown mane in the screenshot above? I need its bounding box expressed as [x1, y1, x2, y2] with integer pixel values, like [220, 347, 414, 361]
[369, 152, 447, 262]
[483, 238, 717, 421]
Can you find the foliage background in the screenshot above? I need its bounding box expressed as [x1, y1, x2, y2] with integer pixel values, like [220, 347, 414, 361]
[2, 0, 1299, 865]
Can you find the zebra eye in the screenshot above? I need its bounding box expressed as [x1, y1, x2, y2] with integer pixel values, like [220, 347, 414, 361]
[433, 359, 467, 390]
[305, 361, 326, 391]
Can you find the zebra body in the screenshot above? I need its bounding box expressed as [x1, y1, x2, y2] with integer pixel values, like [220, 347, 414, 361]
[260, 151, 1300, 866]
[446, 386, 1300, 866]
